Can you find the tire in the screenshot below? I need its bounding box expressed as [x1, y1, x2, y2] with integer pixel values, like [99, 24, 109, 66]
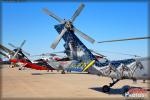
[102, 85, 110, 92]
[61, 70, 65, 74]
[123, 86, 130, 93]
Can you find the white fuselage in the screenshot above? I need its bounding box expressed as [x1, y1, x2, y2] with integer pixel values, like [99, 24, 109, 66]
[88, 57, 150, 80]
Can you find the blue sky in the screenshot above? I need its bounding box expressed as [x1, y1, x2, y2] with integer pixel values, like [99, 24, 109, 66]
[2, 2, 148, 60]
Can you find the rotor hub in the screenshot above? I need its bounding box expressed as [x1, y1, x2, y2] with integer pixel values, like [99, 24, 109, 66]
[65, 21, 73, 30]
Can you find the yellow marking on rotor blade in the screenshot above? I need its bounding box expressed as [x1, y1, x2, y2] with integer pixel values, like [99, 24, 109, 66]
[82, 60, 95, 72]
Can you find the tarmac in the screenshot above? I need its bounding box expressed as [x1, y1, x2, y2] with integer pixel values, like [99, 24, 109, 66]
[0, 64, 149, 99]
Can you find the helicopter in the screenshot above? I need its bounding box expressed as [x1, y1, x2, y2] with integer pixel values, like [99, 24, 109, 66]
[43, 3, 150, 92]
[0, 42, 87, 74]
[0, 41, 55, 71]
[31, 52, 82, 74]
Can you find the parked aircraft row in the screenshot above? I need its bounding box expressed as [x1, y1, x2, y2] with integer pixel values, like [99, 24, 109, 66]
[0, 3, 149, 92]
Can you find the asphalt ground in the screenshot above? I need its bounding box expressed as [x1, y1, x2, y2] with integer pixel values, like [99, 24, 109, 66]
[0, 64, 149, 100]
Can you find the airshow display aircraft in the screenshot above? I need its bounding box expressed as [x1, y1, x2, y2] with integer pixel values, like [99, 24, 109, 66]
[0, 41, 89, 74]
[43, 3, 150, 92]
[0, 41, 55, 71]
[31, 52, 84, 74]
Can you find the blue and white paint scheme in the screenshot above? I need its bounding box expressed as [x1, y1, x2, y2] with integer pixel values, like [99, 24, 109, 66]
[44, 3, 150, 92]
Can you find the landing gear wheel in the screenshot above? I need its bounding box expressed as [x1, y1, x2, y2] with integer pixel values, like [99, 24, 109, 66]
[102, 85, 110, 92]
[19, 68, 22, 70]
[11, 65, 14, 68]
[123, 86, 130, 93]
[61, 70, 65, 74]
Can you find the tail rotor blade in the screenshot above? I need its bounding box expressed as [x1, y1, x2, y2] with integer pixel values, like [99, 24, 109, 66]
[71, 3, 85, 22]
[98, 37, 150, 44]
[43, 8, 64, 23]
[51, 28, 67, 49]
[74, 27, 95, 44]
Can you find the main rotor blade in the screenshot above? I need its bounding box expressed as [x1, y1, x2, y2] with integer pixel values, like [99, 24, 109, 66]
[21, 50, 30, 56]
[99, 50, 141, 57]
[9, 42, 29, 56]
[89, 49, 105, 57]
[19, 40, 26, 49]
[39, 53, 57, 57]
[71, 3, 85, 22]
[8, 43, 17, 49]
[12, 48, 20, 59]
[52, 51, 65, 54]
[43, 8, 64, 23]
[98, 37, 150, 44]
[11, 40, 26, 59]
[74, 27, 95, 44]
[32, 53, 60, 57]
[0, 44, 14, 55]
[51, 28, 67, 49]
[0, 51, 9, 58]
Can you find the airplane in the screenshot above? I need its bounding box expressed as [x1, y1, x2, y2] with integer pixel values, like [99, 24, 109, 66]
[43, 3, 150, 92]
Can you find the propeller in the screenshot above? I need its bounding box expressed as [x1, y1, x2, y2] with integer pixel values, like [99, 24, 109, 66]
[8, 41, 30, 56]
[98, 36, 150, 44]
[43, 3, 95, 49]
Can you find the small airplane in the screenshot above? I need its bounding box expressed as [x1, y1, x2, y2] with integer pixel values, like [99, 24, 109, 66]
[43, 3, 150, 92]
